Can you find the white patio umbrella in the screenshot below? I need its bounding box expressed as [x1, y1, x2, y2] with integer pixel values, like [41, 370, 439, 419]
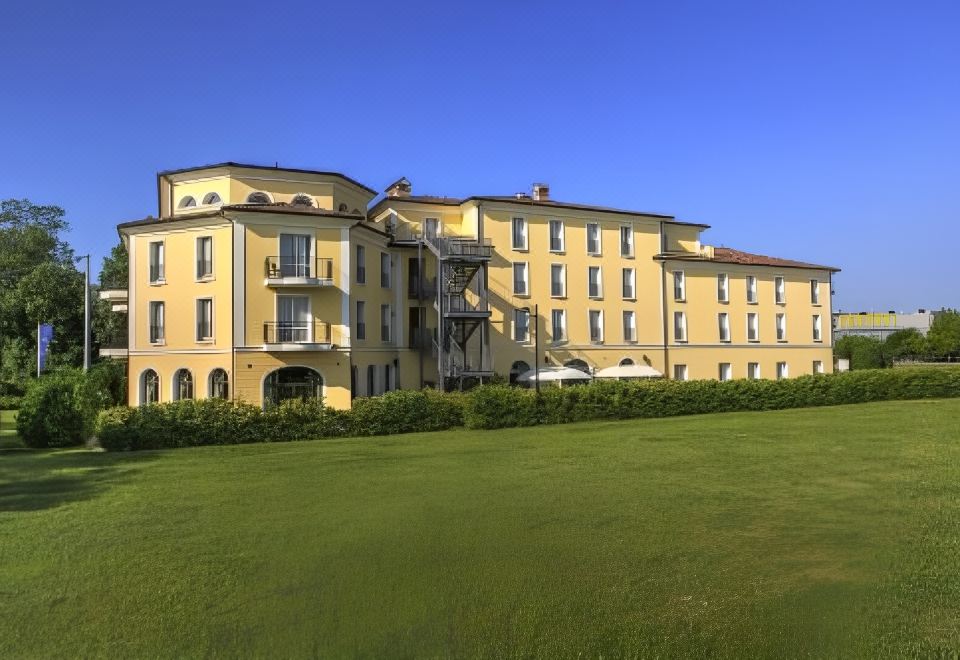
[594, 364, 663, 380]
[517, 366, 593, 387]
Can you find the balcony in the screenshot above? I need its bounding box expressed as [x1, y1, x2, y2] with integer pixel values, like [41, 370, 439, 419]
[264, 257, 335, 287]
[425, 234, 493, 260]
[262, 320, 335, 349]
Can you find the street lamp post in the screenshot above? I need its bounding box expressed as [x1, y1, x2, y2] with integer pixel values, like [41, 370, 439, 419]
[76, 254, 91, 371]
[522, 304, 540, 394]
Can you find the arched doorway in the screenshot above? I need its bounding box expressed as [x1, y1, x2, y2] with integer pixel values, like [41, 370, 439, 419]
[140, 369, 159, 405]
[564, 358, 590, 374]
[509, 360, 530, 385]
[263, 366, 323, 407]
[209, 369, 229, 399]
[172, 369, 193, 400]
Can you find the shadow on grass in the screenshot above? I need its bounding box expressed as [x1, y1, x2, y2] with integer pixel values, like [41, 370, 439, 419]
[0, 448, 156, 512]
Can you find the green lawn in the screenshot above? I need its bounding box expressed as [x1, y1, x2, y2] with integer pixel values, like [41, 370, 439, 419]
[2, 400, 959, 658]
[0, 409, 20, 449]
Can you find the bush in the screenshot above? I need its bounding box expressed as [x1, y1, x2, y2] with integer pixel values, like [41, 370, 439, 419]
[350, 389, 465, 436]
[17, 371, 85, 448]
[0, 394, 23, 410]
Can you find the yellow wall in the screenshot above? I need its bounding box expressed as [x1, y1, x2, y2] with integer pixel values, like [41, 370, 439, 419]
[233, 351, 352, 410]
[128, 353, 232, 406]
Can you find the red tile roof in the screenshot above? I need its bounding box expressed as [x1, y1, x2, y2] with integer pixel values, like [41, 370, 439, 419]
[711, 247, 840, 272]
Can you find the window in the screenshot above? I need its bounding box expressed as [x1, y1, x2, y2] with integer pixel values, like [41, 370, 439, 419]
[509, 360, 531, 385]
[813, 360, 824, 374]
[620, 226, 633, 257]
[776, 361, 789, 380]
[338, 202, 349, 213]
[277, 295, 310, 342]
[246, 191, 271, 204]
[550, 264, 566, 297]
[141, 370, 159, 405]
[717, 273, 729, 302]
[356, 301, 366, 340]
[589, 310, 604, 343]
[775, 276, 786, 304]
[202, 192, 221, 205]
[623, 310, 637, 342]
[196, 236, 213, 279]
[673, 364, 688, 381]
[673, 271, 685, 301]
[367, 365, 376, 396]
[380, 252, 391, 288]
[746, 275, 757, 303]
[380, 304, 392, 342]
[209, 369, 228, 399]
[776, 313, 787, 341]
[622, 268, 635, 300]
[279, 234, 311, 278]
[423, 217, 439, 242]
[551, 309, 566, 342]
[588, 266, 602, 298]
[173, 369, 193, 400]
[811, 279, 820, 305]
[149, 301, 164, 344]
[747, 312, 759, 341]
[356, 245, 366, 284]
[511, 217, 527, 250]
[718, 312, 730, 342]
[619, 358, 635, 366]
[719, 363, 732, 381]
[747, 362, 760, 380]
[178, 196, 196, 209]
[196, 298, 213, 341]
[513, 262, 529, 296]
[813, 314, 822, 342]
[549, 220, 564, 252]
[383, 364, 393, 392]
[586, 223, 601, 254]
[291, 193, 314, 207]
[514, 309, 530, 343]
[149, 241, 164, 283]
[674, 311, 687, 342]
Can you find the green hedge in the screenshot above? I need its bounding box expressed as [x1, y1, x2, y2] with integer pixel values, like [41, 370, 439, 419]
[0, 395, 23, 410]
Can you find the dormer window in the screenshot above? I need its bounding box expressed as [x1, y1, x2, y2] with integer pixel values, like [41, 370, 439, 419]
[178, 196, 197, 209]
[338, 203, 349, 212]
[246, 191, 271, 204]
[291, 193, 314, 207]
[202, 192, 222, 205]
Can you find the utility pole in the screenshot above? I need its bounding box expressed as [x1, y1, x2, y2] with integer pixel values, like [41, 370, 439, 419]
[77, 254, 91, 371]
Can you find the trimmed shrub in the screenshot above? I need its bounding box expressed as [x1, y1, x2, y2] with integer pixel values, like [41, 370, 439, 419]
[262, 399, 352, 441]
[0, 394, 23, 410]
[463, 385, 539, 429]
[17, 371, 85, 448]
[350, 389, 465, 436]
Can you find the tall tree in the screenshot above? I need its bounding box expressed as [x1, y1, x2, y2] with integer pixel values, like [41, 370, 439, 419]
[926, 310, 960, 357]
[92, 242, 128, 349]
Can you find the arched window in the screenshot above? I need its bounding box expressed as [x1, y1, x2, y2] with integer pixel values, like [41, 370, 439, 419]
[291, 193, 314, 207]
[338, 202, 349, 212]
[351, 208, 361, 215]
[173, 369, 194, 400]
[619, 358, 635, 367]
[509, 360, 530, 385]
[246, 191, 271, 204]
[141, 369, 159, 405]
[264, 366, 323, 407]
[564, 359, 590, 374]
[202, 192, 222, 205]
[209, 369, 229, 399]
[178, 196, 197, 209]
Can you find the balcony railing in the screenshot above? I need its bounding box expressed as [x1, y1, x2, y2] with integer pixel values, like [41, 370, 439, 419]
[262, 320, 332, 345]
[264, 257, 334, 284]
[425, 234, 493, 259]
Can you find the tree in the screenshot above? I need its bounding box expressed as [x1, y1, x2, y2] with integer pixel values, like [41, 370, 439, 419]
[926, 310, 960, 357]
[92, 242, 128, 349]
[834, 335, 887, 370]
[884, 328, 928, 361]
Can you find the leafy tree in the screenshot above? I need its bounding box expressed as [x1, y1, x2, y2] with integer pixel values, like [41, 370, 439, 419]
[884, 328, 928, 360]
[926, 310, 960, 357]
[834, 335, 887, 370]
[92, 242, 128, 349]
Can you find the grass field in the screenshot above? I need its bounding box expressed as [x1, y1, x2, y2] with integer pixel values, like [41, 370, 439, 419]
[1, 400, 959, 658]
[0, 409, 20, 449]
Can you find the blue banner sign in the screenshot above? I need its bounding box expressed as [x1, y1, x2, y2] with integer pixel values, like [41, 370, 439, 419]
[38, 323, 54, 373]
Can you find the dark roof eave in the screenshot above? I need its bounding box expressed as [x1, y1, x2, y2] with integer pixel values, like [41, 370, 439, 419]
[464, 196, 708, 226]
[222, 204, 365, 220]
[157, 161, 377, 195]
[655, 252, 841, 273]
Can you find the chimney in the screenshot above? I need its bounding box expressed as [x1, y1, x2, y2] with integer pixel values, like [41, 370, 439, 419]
[532, 182, 550, 201]
[385, 177, 412, 198]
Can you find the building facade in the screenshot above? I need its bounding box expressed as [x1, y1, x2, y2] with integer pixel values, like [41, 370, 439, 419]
[833, 310, 934, 340]
[115, 163, 839, 409]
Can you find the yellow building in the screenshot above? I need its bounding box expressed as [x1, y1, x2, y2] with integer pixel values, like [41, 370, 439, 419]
[114, 163, 839, 409]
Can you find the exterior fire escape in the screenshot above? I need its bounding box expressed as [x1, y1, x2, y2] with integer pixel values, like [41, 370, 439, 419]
[424, 234, 494, 390]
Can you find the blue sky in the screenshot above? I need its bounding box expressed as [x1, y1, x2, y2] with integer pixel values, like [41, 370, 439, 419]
[1, 0, 957, 311]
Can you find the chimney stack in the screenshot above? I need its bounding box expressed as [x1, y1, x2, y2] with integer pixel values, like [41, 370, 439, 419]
[385, 177, 412, 198]
[532, 182, 550, 201]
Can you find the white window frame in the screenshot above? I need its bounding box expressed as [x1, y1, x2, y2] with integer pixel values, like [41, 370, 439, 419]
[356, 245, 366, 285]
[622, 268, 636, 300]
[718, 312, 730, 342]
[149, 240, 165, 284]
[674, 311, 687, 342]
[747, 362, 760, 380]
[514, 308, 531, 343]
[620, 225, 634, 257]
[673, 270, 685, 301]
[674, 364, 688, 381]
[195, 236, 214, 281]
[717, 273, 729, 302]
[511, 216, 528, 251]
[513, 262, 530, 296]
[549, 219, 565, 253]
[719, 363, 732, 381]
[588, 309, 604, 343]
[623, 310, 637, 343]
[380, 303, 392, 343]
[775, 275, 786, 304]
[380, 252, 391, 288]
[149, 301, 165, 344]
[195, 297, 214, 342]
[810, 279, 820, 305]
[747, 312, 759, 342]
[588, 266, 603, 299]
[586, 222, 601, 255]
[813, 314, 822, 342]
[550, 263, 566, 298]
[776, 361, 789, 380]
[746, 275, 757, 304]
[355, 300, 366, 340]
[776, 312, 787, 342]
[551, 309, 567, 342]
[813, 360, 824, 374]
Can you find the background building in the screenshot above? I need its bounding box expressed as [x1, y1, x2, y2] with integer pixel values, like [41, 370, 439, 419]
[833, 310, 934, 340]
